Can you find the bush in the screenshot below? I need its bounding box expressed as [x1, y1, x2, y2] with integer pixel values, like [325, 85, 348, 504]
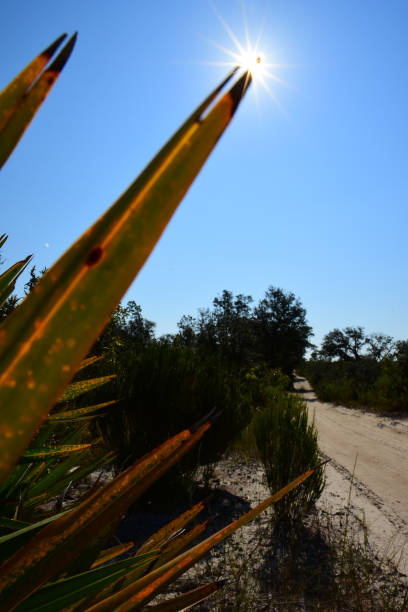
[92, 341, 253, 502]
[244, 364, 291, 408]
[299, 357, 408, 413]
[253, 390, 324, 523]
[371, 358, 408, 412]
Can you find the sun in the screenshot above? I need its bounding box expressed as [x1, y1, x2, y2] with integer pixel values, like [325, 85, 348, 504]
[238, 50, 265, 77]
[202, 2, 289, 111]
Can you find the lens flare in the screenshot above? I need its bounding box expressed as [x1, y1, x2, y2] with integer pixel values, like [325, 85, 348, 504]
[202, 2, 291, 112]
[238, 50, 266, 77]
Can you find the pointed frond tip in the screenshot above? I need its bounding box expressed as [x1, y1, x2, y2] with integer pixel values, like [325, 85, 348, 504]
[0, 65, 250, 487]
[0, 33, 77, 169]
[39, 33, 68, 63]
[45, 32, 77, 76]
[229, 70, 252, 113]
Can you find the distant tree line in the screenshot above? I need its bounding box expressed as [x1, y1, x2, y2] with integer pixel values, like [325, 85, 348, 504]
[176, 287, 313, 375]
[311, 326, 403, 362]
[1, 263, 313, 376]
[300, 326, 408, 413]
[86, 285, 314, 377]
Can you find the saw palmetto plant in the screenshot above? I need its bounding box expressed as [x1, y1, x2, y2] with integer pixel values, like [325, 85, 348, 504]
[0, 33, 318, 611]
[0, 354, 117, 526]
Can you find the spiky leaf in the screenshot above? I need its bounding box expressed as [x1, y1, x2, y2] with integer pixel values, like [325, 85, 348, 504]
[0, 69, 250, 486]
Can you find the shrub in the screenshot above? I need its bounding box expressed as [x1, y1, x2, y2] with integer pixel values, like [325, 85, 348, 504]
[244, 364, 291, 408]
[372, 358, 408, 412]
[300, 357, 408, 413]
[253, 390, 324, 523]
[91, 341, 253, 502]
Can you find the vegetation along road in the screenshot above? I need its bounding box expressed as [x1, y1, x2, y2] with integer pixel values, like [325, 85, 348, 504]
[294, 376, 408, 575]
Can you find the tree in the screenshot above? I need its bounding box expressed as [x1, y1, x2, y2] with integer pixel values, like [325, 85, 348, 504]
[254, 286, 313, 375]
[394, 340, 408, 361]
[211, 290, 254, 363]
[320, 327, 367, 361]
[177, 290, 255, 365]
[176, 286, 313, 374]
[123, 300, 156, 345]
[177, 314, 197, 347]
[366, 333, 395, 361]
[92, 300, 155, 355]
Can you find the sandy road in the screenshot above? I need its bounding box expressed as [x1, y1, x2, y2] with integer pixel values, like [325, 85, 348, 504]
[294, 376, 408, 575]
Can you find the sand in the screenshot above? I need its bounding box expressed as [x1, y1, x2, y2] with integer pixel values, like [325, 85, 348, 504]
[294, 375, 408, 576]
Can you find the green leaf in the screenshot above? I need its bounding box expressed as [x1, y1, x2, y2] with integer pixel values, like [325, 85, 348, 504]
[56, 375, 117, 403]
[26, 450, 115, 500]
[0, 419, 212, 609]
[91, 541, 135, 569]
[14, 551, 158, 612]
[0, 68, 250, 486]
[0, 34, 77, 168]
[20, 442, 96, 463]
[7, 424, 92, 510]
[77, 355, 105, 371]
[0, 516, 29, 531]
[0, 255, 32, 308]
[48, 400, 117, 421]
[0, 462, 32, 500]
[0, 510, 69, 563]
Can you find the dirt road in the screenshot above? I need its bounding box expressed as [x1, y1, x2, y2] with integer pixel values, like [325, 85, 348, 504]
[294, 376, 408, 575]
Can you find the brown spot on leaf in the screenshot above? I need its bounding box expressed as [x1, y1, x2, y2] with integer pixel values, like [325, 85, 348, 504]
[85, 246, 103, 267]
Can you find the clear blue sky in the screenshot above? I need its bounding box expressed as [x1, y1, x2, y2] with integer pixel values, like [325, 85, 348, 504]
[1, 0, 407, 348]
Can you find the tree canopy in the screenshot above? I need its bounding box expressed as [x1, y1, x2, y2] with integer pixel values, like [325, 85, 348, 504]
[177, 286, 313, 374]
[318, 327, 396, 362]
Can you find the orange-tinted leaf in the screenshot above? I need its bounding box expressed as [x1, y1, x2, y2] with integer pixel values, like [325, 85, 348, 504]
[150, 522, 208, 571]
[0, 34, 76, 168]
[0, 34, 66, 131]
[0, 420, 212, 609]
[0, 69, 250, 487]
[85, 467, 315, 611]
[135, 500, 205, 556]
[48, 400, 117, 422]
[56, 375, 116, 404]
[142, 581, 223, 612]
[21, 442, 95, 462]
[91, 541, 135, 569]
[0, 255, 32, 307]
[78, 355, 105, 371]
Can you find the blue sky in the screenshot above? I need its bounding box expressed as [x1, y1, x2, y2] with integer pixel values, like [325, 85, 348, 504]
[1, 0, 407, 347]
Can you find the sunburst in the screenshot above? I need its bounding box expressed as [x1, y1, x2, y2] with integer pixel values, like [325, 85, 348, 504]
[202, 1, 290, 112]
